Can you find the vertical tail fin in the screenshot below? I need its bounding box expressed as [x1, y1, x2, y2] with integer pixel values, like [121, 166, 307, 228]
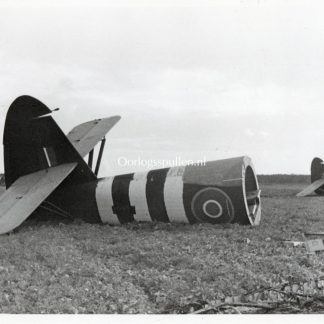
[3, 95, 96, 189]
[311, 157, 324, 195]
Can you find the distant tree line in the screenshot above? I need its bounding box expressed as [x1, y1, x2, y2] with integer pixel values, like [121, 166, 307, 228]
[258, 174, 309, 185]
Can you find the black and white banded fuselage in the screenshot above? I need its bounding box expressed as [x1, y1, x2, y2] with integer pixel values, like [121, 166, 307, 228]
[95, 157, 261, 226]
[0, 96, 262, 235]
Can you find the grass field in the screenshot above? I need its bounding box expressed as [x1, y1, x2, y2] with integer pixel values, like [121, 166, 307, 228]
[0, 178, 324, 314]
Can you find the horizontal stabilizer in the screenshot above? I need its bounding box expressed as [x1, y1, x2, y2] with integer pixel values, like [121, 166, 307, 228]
[0, 163, 77, 235]
[67, 117, 121, 157]
[296, 179, 324, 197]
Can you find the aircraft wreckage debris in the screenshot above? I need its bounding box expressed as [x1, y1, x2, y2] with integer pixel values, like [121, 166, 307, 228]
[0, 95, 262, 234]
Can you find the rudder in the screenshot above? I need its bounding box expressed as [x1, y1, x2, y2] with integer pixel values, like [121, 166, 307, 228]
[3, 95, 96, 189]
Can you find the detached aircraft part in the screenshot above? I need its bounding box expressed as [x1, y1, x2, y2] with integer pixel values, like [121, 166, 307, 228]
[0, 164, 77, 235]
[297, 157, 324, 197]
[96, 157, 261, 226]
[0, 95, 262, 234]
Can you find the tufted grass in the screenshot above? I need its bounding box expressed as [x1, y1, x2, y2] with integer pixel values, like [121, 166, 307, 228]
[0, 180, 324, 313]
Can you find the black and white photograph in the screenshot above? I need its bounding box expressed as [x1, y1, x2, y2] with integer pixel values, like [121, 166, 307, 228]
[0, 0, 324, 320]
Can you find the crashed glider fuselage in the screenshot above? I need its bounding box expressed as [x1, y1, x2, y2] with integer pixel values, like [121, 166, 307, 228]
[0, 96, 261, 234]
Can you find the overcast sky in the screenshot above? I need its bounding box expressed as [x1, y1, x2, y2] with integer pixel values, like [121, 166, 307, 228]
[1, 0, 324, 176]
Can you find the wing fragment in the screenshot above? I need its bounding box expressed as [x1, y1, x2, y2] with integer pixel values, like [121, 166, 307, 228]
[296, 179, 324, 197]
[0, 163, 77, 234]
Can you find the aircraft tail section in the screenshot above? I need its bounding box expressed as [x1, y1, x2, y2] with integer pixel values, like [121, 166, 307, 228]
[310, 157, 324, 195]
[296, 157, 324, 197]
[3, 95, 96, 189]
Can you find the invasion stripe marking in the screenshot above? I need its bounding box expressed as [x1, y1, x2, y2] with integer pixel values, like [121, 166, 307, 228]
[95, 177, 120, 225]
[164, 168, 188, 223]
[129, 171, 151, 222]
[111, 173, 135, 224]
[146, 168, 170, 222]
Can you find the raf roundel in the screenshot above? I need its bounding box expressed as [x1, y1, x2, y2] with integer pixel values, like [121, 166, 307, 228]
[190, 187, 234, 223]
